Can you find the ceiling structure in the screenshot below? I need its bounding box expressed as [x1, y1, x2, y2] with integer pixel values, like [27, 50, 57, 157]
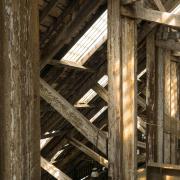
[37, 0, 180, 179]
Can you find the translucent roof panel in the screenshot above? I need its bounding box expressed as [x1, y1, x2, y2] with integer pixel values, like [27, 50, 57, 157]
[61, 10, 107, 64]
[77, 75, 108, 104]
[98, 75, 108, 87]
[171, 3, 180, 14]
[77, 89, 97, 104]
[90, 106, 108, 123]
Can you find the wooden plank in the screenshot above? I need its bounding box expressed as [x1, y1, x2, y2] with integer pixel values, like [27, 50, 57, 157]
[41, 157, 72, 180]
[121, 5, 180, 28]
[108, 0, 123, 178]
[146, 32, 156, 162]
[49, 60, 94, 73]
[153, 0, 166, 11]
[0, 1, 40, 179]
[147, 162, 180, 180]
[170, 62, 178, 163]
[93, 83, 108, 102]
[122, 16, 137, 179]
[156, 40, 180, 52]
[164, 50, 171, 163]
[68, 137, 108, 168]
[138, 0, 179, 44]
[148, 162, 180, 171]
[122, 0, 138, 5]
[156, 47, 164, 163]
[40, 78, 107, 155]
[108, 0, 137, 178]
[39, 0, 58, 23]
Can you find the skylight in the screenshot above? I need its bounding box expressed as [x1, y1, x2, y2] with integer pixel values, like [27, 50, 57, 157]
[171, 4, 180, 14]
[77, 75, 108, 104]
[90, 106, 108, 123]
[61, 10, 107, 64]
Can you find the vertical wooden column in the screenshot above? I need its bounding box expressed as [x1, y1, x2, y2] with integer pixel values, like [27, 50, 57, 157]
[170, 62, 178, 164]
[164, 50, 171, 163]
[108, 0, 137, 179]
[156, 47, 164, 163]
[0, 1, 40, 180]
[146, 32, 156, 162]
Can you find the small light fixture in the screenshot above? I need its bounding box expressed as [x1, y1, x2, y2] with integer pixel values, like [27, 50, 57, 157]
[91, 167, 99, 178]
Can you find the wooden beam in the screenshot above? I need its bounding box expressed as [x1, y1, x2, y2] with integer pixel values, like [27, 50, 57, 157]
[40, 78, 107, 155]
[122, 0, 138, 5]
[170, 62, 178, 163]
[156, 47, 164, 163]
[146, 31, 156, 162]
[40, 0, 106, 70]
[153, 0, 166, 11]
[39, 0, 58, 23]
[108, 0, 137, 178]
[121, 5, 180, 28]
[93, 82, 146, 108]
[138, 0, 179, 44]
[164, 50, 171, 163]
[49, 60, 94, 73]
[0, 1, 40, 179]
[93, 83, 108, 102]
[67, 137, 108, 168]
[147, 162, 180, 179]
[156, 39, 180, 51]
[41, 157, 72, 180]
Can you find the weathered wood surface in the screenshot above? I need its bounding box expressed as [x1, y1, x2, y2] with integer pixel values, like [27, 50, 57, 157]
[40, 78, 107, 155]
[156, 47, 164, 163]
[0, 1, 40, 179]
[108, 0, 137, 178]
[153, 0, 166, 11]
[146, 32, 156, 162]
[68, 137, 108, 168]
[41, 157, 72, 180]
[121, 17, 137, 180]
[121, 5, 180, 28]
[39, 0, 58, 23]
[164, 50, 171, 163]
[122, 0, 138, 5]
[93, 83, 108, 103]
[156, 40, 180, 52]
[49, 60, 94, 73]
[170, 62, 178, 163]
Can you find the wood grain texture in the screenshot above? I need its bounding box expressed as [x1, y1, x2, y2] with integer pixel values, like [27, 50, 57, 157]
[0, 0, 40, 179]
[108, 0, 137, 178]
[146, 31, 156, 162]
[40, 78, 107, 155]
[121, 5, 180, 28]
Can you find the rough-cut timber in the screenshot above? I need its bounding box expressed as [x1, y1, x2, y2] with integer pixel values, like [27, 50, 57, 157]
[41, 157, 72, 180]
[40, 78, 107, 155]
[0, 0, 40, 179]
[164, 50, 171, 163]
[68, 137, 108, 168]
[121, 5, 180, 28]
[156, 47, 164, 163]
[108, 0, 137, 178]
[146, 32, 156, 162]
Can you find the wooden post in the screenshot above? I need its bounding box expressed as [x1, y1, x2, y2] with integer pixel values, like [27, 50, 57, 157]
[156, 47, 164, 163]
[108, 0, 137, 179]
[0, 1, 40, 179]
[146, 32, 156, 162]
[164, 50, 171, 163]
[170, 62, 178, 164]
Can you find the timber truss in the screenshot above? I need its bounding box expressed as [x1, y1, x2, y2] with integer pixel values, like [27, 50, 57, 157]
[1, 0, 179, 179]
[38, 0, 180, 179]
